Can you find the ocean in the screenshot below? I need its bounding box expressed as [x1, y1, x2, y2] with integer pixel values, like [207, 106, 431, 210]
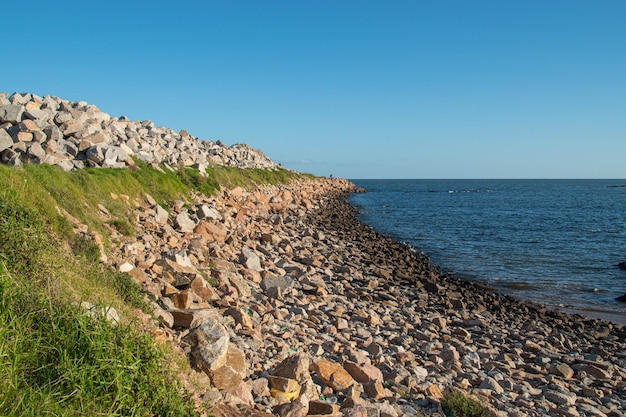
[348, 179, 626, 323]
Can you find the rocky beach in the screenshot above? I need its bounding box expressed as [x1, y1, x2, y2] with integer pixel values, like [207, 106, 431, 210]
[98, 178, 625, 417]
[1, 92, 625, 416]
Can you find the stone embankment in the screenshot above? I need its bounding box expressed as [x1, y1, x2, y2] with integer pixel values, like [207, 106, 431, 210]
[0, 92, 279, 171]
[73, 177, 625, 417]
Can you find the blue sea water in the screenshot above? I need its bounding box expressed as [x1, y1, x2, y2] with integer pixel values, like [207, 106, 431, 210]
[348, 179, 626, 322]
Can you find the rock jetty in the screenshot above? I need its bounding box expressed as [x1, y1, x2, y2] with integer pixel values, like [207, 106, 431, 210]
[0, 92, 279, 171]
[75, 178, 624, 417]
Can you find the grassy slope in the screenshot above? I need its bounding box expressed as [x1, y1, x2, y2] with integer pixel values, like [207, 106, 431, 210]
[0, 162, 307, 417]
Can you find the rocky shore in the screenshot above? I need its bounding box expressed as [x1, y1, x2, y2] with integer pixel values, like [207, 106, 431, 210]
[77, 177, 626, 417]
[3, 92, 625, 416]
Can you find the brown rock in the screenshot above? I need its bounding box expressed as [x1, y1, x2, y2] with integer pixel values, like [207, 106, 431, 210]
[343, 360, 383, 383]
[228, 272, 252, 298]
[308, 399, 340, 415]
[583, 364, 612, 380]
[552, 363, 575, 379]
[272, 400, 308, 417]
[225, 307, 255, 330]
[211, 403, 273, 417]
[170, 308, 215, 328]
[210, 344, 247, 390]
[310, 360, 356, 392]
[268, 376, 300, 393]
[363, 380, 386, 400]
[190, 275, 219, 302]
[171, 288, 193, 309]
[271, 353, 311, 382]
[224, 381, 254, 405]
[194, 220, 227, 243]
[425, 384, 444, 400]
[341, 405, 368, 417]
[250, 377, 270, 397]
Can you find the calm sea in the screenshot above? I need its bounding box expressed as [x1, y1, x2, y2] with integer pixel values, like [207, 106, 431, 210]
[348, 179, 626, 323]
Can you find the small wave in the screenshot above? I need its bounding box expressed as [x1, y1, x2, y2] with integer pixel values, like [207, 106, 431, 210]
[574, 229, 620, 234]
[503, 281, 536, 290]
[447, 189, 492, 194]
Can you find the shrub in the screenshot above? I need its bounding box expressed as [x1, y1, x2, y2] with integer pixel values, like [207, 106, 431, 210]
[441, 390, 491, 417]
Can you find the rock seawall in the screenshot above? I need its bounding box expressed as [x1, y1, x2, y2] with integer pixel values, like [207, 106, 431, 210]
[0, 92, 279, 171]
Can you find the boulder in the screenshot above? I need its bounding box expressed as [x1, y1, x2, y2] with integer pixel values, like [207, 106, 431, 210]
[310, 359, 356, 392]
[271, 353, 310, 382]
[343, 360, 383, 383]
[175, 211, 196, 233]
[197, 204, 222, 220]
[183, 312, 230, 375]
[194, 220, 227, 242]
[170, 308, 215, 329]
[210, 344, 247, 391]
[0, 129, 13, 152]
[260, 275, 294, 295]
[0, 104, 24, 123]
[154, 204, 169, 224]
[240, 246, 262, 271]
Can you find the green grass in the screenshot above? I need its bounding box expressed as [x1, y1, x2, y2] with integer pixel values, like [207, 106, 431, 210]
[0, 161, 309, 416]
[0, 190, 198, 416]
[441, 390, 491, 417]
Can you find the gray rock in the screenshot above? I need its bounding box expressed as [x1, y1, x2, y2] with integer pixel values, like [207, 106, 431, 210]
[544, 390, 577, 406]
[183, 313, 230, 374]
[479, 376, 504, 394]
[9, 93, 31, 105]
[27, 142, 45, 160]
[0, 129, 13, 152]
[260, 275, 294, 294]
[0, 104, 24, 123]
[154, 204, 169, 224]
[43, 125, 63, 142]
[197, 204, 222, 220]
[175, 211, 196, 233]
[24, 108, 53, 121]
[85, 145, 104, 164]
[163, 249, 194, 269]
[240, 246, 263, 271]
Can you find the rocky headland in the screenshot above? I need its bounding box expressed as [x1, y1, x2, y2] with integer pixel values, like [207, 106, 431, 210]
[1, 93, 625, 416]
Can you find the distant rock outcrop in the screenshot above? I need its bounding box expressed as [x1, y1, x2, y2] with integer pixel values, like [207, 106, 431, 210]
[0, 92, 280, 172]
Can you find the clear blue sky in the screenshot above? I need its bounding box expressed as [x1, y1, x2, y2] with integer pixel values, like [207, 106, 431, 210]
[3, 1, 625, 179]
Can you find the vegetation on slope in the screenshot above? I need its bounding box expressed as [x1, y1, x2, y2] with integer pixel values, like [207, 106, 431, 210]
[0, 162, 307, 416]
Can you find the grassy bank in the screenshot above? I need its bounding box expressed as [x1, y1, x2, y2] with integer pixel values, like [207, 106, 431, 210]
[0, 162, 307, 416]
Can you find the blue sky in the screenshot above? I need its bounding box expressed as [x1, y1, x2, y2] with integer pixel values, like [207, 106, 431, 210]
[3, 1, 625, 179]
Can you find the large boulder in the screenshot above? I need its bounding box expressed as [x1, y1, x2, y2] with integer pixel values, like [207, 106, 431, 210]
[183, 312, 230, 374]
[310, 359, 356, 392]
[0, 104, 24, 123]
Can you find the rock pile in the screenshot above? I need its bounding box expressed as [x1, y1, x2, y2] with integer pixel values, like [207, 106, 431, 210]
[0, 92, 279, 171]
[69, 177, 625, 417]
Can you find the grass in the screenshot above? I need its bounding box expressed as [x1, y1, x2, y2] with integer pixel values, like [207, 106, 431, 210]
[0, 188, 198, 416]
[0, 161, 308, 416]
[441, 390, 491, 417]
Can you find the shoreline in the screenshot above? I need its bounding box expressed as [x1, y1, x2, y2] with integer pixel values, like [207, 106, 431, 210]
[308, 185, 626, 415]
[108, 177, 625, 416]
